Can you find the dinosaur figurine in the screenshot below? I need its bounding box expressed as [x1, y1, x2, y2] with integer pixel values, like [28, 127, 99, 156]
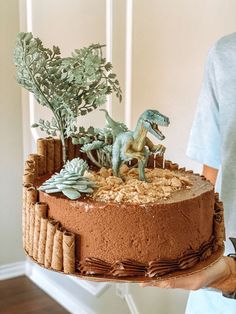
[99, 109, 128, 141]
[112, 109, 170, 181]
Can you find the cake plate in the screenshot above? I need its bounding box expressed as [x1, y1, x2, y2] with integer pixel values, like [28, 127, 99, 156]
[26, 246, 224, 283]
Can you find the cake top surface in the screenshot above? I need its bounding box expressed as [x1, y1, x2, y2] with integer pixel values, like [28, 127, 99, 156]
[83, 165, 213, 205]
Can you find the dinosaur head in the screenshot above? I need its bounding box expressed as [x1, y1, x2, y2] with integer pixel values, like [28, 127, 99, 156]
[141, 109, 170, 140]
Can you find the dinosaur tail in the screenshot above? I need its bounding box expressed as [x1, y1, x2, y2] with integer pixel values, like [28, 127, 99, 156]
[99, 108, 108, 115]
[100, 108, 128, 136]
[99, 108, 114, 124]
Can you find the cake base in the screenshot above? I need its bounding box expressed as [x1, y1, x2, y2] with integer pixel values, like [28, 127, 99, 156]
[26, 245, 224, 283]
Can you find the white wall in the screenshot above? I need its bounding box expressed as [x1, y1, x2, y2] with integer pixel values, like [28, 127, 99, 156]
[132, 0, 236, 172]
[0, 0, 24, 265]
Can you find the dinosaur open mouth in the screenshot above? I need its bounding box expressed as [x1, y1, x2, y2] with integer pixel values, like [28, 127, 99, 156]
[150, 122, 164, 138]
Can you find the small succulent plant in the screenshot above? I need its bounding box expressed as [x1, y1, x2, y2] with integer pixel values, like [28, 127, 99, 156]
[39, 158, 96, 200]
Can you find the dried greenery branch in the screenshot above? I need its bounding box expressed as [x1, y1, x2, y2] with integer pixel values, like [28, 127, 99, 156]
[14, 32, 122, 163]
[72, 126, 114, 169]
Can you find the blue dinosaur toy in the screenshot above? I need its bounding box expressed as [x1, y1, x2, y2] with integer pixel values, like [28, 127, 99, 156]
[112, 109, 170, 181]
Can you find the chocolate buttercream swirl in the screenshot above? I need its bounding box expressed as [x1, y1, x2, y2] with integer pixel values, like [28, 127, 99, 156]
[199, 236, 215, 260]
[78, 237, 216, 278]
[79, 258, 112, 275]
[148, 236, 215, 278]
[110, 259, 148, 277]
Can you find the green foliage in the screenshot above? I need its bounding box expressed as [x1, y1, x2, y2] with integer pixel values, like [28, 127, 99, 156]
[72, 125, 113, 146]
[39, 157, 96, 200]
[13, 32, 122, 163]
[72, 126, 113, 169]
[72, 126, 97, 145]
[80, 140, 104, 152]
[60, 44, 122, 116]
[32, 118, 58, 136]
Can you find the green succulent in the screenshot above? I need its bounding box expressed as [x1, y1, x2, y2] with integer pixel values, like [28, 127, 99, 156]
[64, 157, 88, 175]
[38, 158, 96, 200]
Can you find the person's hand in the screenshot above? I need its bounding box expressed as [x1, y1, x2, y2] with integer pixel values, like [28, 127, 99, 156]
[140, 257, 236, 294]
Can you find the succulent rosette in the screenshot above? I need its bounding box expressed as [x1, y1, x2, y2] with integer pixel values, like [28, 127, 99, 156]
[39, 157, 96, 200]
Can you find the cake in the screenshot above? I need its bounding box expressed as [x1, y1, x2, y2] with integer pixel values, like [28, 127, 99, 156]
[22, 140, 225, 281]
[16, 33, 225, 282]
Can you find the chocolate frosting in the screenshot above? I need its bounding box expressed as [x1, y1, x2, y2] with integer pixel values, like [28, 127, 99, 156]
[148, 236, 215, 277]
[79, 258, 148, 277]
[78, 236, 216, 278]
[36, 167, 224, 279]
[110, 260, 147, 277]
[79, 258, 112, 275]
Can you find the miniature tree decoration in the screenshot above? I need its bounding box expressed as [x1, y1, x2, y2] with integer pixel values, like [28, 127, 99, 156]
[14, 32, 122, 164]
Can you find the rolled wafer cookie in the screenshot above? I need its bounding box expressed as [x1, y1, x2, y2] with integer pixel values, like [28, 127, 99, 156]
[37, 217, 48, 264]
[44, 219, 58, 268]
[33, 202, 48, 260]
[63, 231, 75, 274]
[51, 226, 63, 271]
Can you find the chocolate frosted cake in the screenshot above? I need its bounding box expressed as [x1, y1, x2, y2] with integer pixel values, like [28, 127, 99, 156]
[15, 33, 225, 282]
[22, 140, 225, 281]
[16, 33, 225, 282]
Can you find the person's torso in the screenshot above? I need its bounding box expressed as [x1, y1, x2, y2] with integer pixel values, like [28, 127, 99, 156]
[213, 33, 236, 249]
